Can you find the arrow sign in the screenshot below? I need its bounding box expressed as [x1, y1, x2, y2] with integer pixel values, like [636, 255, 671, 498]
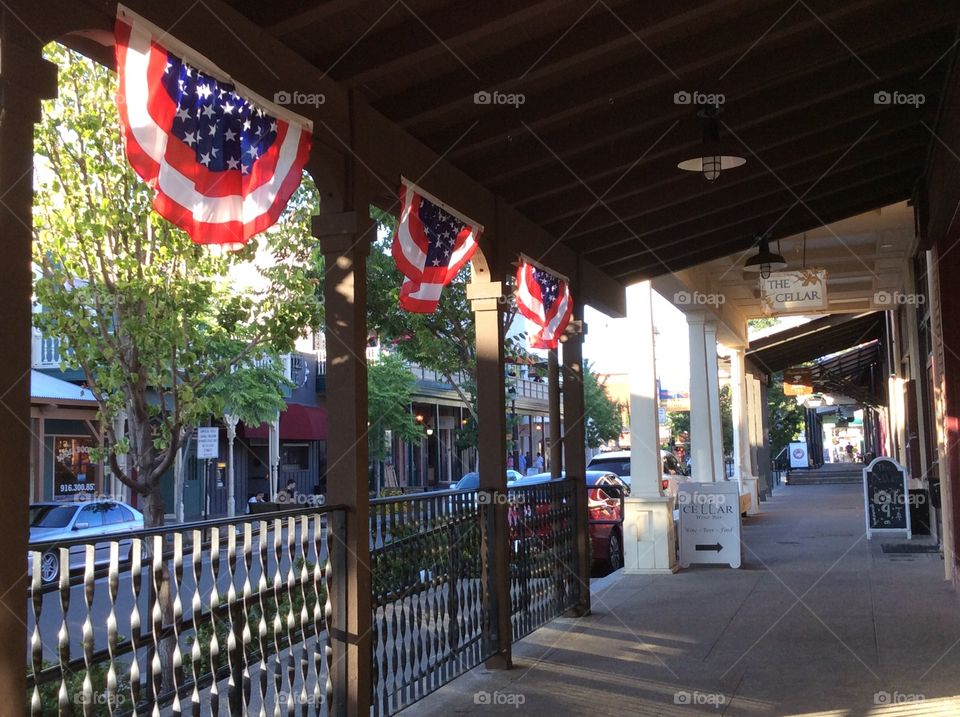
[695, 543, 723, 552]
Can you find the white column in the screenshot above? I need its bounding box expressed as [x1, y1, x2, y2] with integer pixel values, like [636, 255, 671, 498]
[268, 412, 280, 501]
[738, 364, 760, 514]
[628, 281, 664, 496]
[704, 321, 724, 482]
[225, 413, 239, 518]
[687, 313, 715, 482]
[730, 348, 750, 488]
[623, 282, 677, 574]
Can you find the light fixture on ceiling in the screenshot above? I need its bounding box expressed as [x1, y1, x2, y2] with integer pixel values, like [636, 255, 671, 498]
[743, 234, 787, 279]
[677, 106, 746, 181]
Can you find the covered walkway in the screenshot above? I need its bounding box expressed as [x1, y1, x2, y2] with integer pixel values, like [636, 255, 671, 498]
[406, 485, 960, 716]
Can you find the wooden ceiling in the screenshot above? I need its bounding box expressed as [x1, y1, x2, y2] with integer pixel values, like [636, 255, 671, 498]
[226, 0, 959, 286]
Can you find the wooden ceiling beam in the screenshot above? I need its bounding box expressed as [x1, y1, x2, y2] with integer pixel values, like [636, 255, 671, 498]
[610, 185, 912, 281]
[589, 166, 916, 267]
[478, 54, 940, 199]
[558, 129, 925, 246]
[527, 108, 917, 224]
[422, 0, 942, 155]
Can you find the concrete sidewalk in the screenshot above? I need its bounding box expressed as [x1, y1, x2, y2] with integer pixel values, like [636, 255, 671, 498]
[402, 484, 960, 716]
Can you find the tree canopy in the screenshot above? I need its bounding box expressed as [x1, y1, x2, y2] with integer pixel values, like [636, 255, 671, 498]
[583, 361, 624, 449]
[33, 44, 322, 525]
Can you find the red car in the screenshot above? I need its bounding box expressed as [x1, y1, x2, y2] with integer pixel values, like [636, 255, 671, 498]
[507, 471, 628, 570]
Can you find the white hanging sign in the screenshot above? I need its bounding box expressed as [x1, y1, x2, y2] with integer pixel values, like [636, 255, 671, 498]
[760, 269, 827, 314]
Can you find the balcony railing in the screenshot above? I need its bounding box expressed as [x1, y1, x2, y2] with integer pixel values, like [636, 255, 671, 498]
[32, 333, 63, 369]
[27, 504, 342, 716]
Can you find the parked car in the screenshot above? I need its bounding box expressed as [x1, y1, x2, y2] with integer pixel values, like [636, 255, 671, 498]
[453, 470, 523, 490]
[508, 471, 628, 570]
[29, 500, 145, 583]
[587, 449, 685, 489]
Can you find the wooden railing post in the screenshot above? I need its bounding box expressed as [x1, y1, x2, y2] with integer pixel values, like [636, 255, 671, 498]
[468, 280, 512, 669]
[314, 213, 373, 717]
[561, 311, 591, 617]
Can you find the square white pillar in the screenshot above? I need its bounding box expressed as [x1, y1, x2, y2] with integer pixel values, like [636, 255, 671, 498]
[628, 281, 665, 496]
[687, 313, 714, 482]
[625, 281, 677, 574]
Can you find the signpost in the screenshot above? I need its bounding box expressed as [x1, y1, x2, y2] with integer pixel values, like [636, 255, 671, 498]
[863, 456, 911, 539]
[197, 427, 219, 518]
[760, 269, 827, 314]
[678, 481, 742, 569]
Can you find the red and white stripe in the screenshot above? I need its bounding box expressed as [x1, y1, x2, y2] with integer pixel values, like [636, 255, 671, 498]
[391, 180, 481, 313]
[515, 260, 573, 349]
[115, 14, 311, 249]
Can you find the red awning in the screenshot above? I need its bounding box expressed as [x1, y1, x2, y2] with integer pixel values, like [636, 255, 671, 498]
[239, 403, 327, 441]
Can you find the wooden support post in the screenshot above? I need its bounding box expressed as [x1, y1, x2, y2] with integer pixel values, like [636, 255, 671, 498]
[561, 311, 591, 616]
[468, 280, 512, 669]
[548, 349, 562, 478]
[314, 211, 373, 717]
[0, 31, 56, 708]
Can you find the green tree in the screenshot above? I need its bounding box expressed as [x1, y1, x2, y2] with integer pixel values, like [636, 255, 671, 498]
[768, 372, 805, 456]
[367, 353, 424, 466]
[666, 411, 690, 444]
[32, 44, 322, 528]
[719, 384, 734, 456]
[583, 361, 623, 448]
[366, 209, 530, 447]
[748, 317, 780, 331]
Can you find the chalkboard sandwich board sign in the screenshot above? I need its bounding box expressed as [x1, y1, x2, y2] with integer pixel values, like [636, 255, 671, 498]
[863, 456, 911, 539]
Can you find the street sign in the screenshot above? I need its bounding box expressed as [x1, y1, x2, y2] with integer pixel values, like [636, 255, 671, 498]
[657, 406, 667, 424]
[197, 426, 220, 459]
[863, 456, 911, 539]
[760, 269, 827, 314]
[678, 481, 742, 569]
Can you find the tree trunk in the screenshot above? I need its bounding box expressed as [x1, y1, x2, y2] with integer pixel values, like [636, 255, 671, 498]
[141, 482, 176, 698]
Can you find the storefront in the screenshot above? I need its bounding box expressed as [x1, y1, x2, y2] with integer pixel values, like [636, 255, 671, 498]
[30, 371, 102, 503]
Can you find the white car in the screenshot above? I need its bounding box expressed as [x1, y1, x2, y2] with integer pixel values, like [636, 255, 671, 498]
[29, 500, 145, 583]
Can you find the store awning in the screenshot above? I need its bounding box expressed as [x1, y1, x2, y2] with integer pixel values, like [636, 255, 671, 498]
[746, 312, 884, 373]
[240, 404, 327, 441]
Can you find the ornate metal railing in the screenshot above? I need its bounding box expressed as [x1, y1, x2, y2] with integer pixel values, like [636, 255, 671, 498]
[27, 505, 342, 716]
[369, 489, 488, 716]
[369, 479, 581, 715]
[508, 479, 578, 641]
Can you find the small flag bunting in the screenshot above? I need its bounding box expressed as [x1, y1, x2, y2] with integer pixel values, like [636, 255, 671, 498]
[391, 178, 482, 313]
[515, 258, 573, 349]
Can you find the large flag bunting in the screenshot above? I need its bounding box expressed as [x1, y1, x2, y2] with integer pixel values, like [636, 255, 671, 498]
[115, 7, 312, 250]
[515, 258, 573, 349]
[391, 179, 482, 313]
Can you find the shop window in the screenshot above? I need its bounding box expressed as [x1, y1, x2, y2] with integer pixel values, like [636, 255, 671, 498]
[281, 443, 310, 470]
